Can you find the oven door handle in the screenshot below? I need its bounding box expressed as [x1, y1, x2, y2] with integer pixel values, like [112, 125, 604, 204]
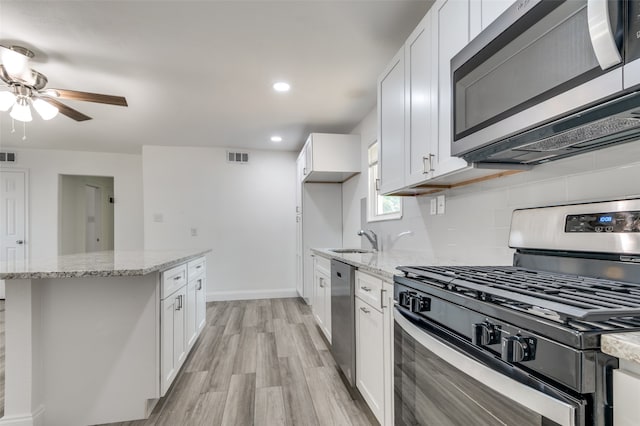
[394, 308, 576, 426]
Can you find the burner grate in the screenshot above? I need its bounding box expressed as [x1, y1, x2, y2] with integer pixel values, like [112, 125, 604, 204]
[399, 265, 640, 322]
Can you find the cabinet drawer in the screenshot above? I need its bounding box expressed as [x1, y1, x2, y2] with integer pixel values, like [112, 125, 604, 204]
[355, 270, 383, 310]
[315, 255, 331, 274]
[162, 264, 187, 298]
[188, 257, 206, 280]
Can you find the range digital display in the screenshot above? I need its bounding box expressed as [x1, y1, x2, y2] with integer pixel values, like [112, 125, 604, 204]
[565, 211, 640, 233]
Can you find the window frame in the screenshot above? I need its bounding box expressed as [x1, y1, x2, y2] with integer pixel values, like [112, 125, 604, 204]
[367, 141, 402, 222]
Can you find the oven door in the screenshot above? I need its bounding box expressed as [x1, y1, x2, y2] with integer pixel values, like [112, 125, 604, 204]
[394, 308, 587, 426]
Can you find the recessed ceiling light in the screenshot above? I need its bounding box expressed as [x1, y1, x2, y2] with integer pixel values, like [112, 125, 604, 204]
[273, 82, 290, 92]
[270, 136, 283, 142]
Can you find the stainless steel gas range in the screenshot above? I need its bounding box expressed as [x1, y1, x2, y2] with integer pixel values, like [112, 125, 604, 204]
[393, 199, 640, 426]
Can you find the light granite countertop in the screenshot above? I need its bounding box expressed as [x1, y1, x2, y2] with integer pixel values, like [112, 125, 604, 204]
[602, 333, 640, 365]
[0, 249, 211, 279]
[311, 248, 480, 280]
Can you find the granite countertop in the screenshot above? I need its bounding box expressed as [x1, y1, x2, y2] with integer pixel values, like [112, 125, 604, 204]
[602, 333, 640, 365]
[311, 248, 460, 280]
[0, 249, 212, 279]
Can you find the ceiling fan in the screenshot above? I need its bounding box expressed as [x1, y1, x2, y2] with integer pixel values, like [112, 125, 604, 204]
[0, 45, 128, 123]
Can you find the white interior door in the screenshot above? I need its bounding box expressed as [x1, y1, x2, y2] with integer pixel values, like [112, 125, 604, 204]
[0, 170, 27, 299]
[85, 184, 102, 252]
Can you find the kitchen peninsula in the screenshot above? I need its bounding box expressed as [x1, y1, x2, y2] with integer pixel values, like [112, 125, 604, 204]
[0, 249, 210, 426]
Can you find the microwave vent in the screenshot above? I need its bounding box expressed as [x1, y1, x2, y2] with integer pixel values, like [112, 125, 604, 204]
[515, 117, 640, 153]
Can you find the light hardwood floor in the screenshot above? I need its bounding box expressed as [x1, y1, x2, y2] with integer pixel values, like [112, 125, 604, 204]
[102, 298, 375, 426]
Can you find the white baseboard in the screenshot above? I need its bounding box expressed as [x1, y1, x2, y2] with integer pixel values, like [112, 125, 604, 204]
[0, 405, 46, 426]
[206, 288, 298, 302]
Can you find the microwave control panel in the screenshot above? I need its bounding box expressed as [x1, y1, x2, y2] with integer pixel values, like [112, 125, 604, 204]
[565, 211, 640, 233]
[628, 0, 640, 62]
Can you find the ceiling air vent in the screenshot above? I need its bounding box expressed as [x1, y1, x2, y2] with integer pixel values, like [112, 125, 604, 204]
[227, 151, 249, 164]
[0, 152, 16, 162]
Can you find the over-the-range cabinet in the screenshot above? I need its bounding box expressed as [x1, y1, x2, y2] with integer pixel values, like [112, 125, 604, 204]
[295, 133, 360, 302]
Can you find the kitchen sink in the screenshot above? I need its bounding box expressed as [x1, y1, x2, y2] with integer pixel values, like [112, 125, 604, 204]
[329, 248, 375, 254]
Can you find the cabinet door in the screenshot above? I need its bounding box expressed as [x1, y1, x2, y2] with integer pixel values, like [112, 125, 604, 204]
[304, 135, 313, 177]
[434, 0, 471, 178]
[355, 297, 384, 424]
[405, 10, 437, 186]
[320, 270, 331, 342]
[186, 280, 198, 349]
[313, 263, 326, 330]
[378, 47, 405, 195]
[195, 276, 206, 333]
[160, 286, 187, 396]
[296, 218, 303, 298]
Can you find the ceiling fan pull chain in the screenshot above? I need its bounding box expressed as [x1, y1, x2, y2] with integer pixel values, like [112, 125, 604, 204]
[22, 121, 26, 140]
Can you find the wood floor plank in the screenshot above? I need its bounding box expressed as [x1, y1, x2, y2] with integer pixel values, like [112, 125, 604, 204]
[279, 356, 320, 426]
[303, 366, 354, 426]
[256, 303, 274, 334]
[302, 314, 329, 352]
[187, 391, 227, 425]
[223, 306, 244, 335]
[283, 298, 304, 324]
[271, 298, 288, 321]
[232, 326, 258, 374]
[256, 332, 281, 388]
[184, 325, 224, 373]
[220, 373, 256, 426]
[155, 371, 208, 426]
[273, 318, 298, 358]
[291, 323, 324, 370]
[207, 333, 240, 391]
[242, 300, 259, 328]
[254, 386, 288, 426]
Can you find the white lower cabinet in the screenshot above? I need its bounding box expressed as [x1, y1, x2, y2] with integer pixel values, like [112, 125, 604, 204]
[355, 270, 394, 425]
[313, 256, 332, 342]
[161, 285, 187, 395]
[161, 256, 207, 396]
[356, 296, 384, 423]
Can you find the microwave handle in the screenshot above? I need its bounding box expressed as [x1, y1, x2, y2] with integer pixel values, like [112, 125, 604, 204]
[587, 0, 622, 70]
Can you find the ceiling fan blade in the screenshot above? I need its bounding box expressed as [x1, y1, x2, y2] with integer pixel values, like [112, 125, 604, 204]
[39, 97, 92, 121]
[48, 88, 128, 107]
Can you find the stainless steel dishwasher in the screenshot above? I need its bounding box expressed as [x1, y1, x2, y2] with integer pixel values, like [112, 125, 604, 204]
[330, 258, 356, 387]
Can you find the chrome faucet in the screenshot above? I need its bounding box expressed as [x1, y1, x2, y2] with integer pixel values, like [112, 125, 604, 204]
[357, 229, 379, 251]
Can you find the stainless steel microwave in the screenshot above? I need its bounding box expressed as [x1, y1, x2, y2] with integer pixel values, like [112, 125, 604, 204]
[451, 0, 640, 165]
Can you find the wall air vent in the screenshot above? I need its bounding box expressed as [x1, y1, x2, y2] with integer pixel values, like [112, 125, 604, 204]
[227, 151, 249, 164]
[0, 152, 16, 162]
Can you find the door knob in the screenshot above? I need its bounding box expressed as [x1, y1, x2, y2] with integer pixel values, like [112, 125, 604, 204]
[16, 240, 24, 245]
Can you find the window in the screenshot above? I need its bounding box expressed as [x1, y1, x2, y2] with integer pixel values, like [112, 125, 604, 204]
[367, 142, 402, 222]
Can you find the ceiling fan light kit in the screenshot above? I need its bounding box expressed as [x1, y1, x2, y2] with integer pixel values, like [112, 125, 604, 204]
[0, 44, 128, 139]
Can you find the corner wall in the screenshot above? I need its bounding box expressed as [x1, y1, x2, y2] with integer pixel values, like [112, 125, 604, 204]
[142, 145, 297, 301]
[343, 107, 640, 264]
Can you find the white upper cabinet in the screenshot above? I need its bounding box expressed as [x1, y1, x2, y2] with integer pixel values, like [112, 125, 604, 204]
[433, 0, 472, 178]
[377, 0, 522, 195]
[301, 133, 360, 183]
[378, 48, 406, 195]
[404, 10, 438, 187]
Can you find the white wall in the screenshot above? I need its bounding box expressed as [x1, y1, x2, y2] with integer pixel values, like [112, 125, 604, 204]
[142, 145, 297, 301]
[0, 148, 143, 260]
[343, 107, 640, 265]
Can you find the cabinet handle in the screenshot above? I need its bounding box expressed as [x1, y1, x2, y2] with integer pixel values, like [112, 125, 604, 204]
[428, 153, 435, 172]
[375, 178, 380, 191]
[173, 276, 181, 281]
[360, 306, 370, 314]
[303, 167, 307, 175]
[423, 154, 436, 174]
[361, 286, 372, 292]
[296, 216, 300, 223]
[319, 278, 325, 288]
[175, 295, 182, 311]
[197, 279, 203, 291]
[381, 288, 387, 309]
[196, 265, 202, 269]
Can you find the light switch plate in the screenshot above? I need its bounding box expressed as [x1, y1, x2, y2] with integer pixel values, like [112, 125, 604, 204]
[437, 195, 446, 215]
[190, 228, 198, 237]
[430, 198, 437, 215]
[153, 213, 164, 223]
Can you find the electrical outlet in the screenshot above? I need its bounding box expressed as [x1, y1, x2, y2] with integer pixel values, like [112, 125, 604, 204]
[190, 228, 198, 237]
[430, 198, 437, 215]
[437, 195, 446, 215]
[153, 213, 164, 223]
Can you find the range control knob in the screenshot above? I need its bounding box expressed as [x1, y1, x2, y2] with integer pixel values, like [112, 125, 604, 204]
[399, 291, 414, 307]
[409, 296, 431, 313]
[472, 322, 499, 346]
[501, 335, 536, 363]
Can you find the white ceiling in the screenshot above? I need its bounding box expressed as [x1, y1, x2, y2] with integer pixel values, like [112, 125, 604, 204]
[0, 0, 432, 154]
